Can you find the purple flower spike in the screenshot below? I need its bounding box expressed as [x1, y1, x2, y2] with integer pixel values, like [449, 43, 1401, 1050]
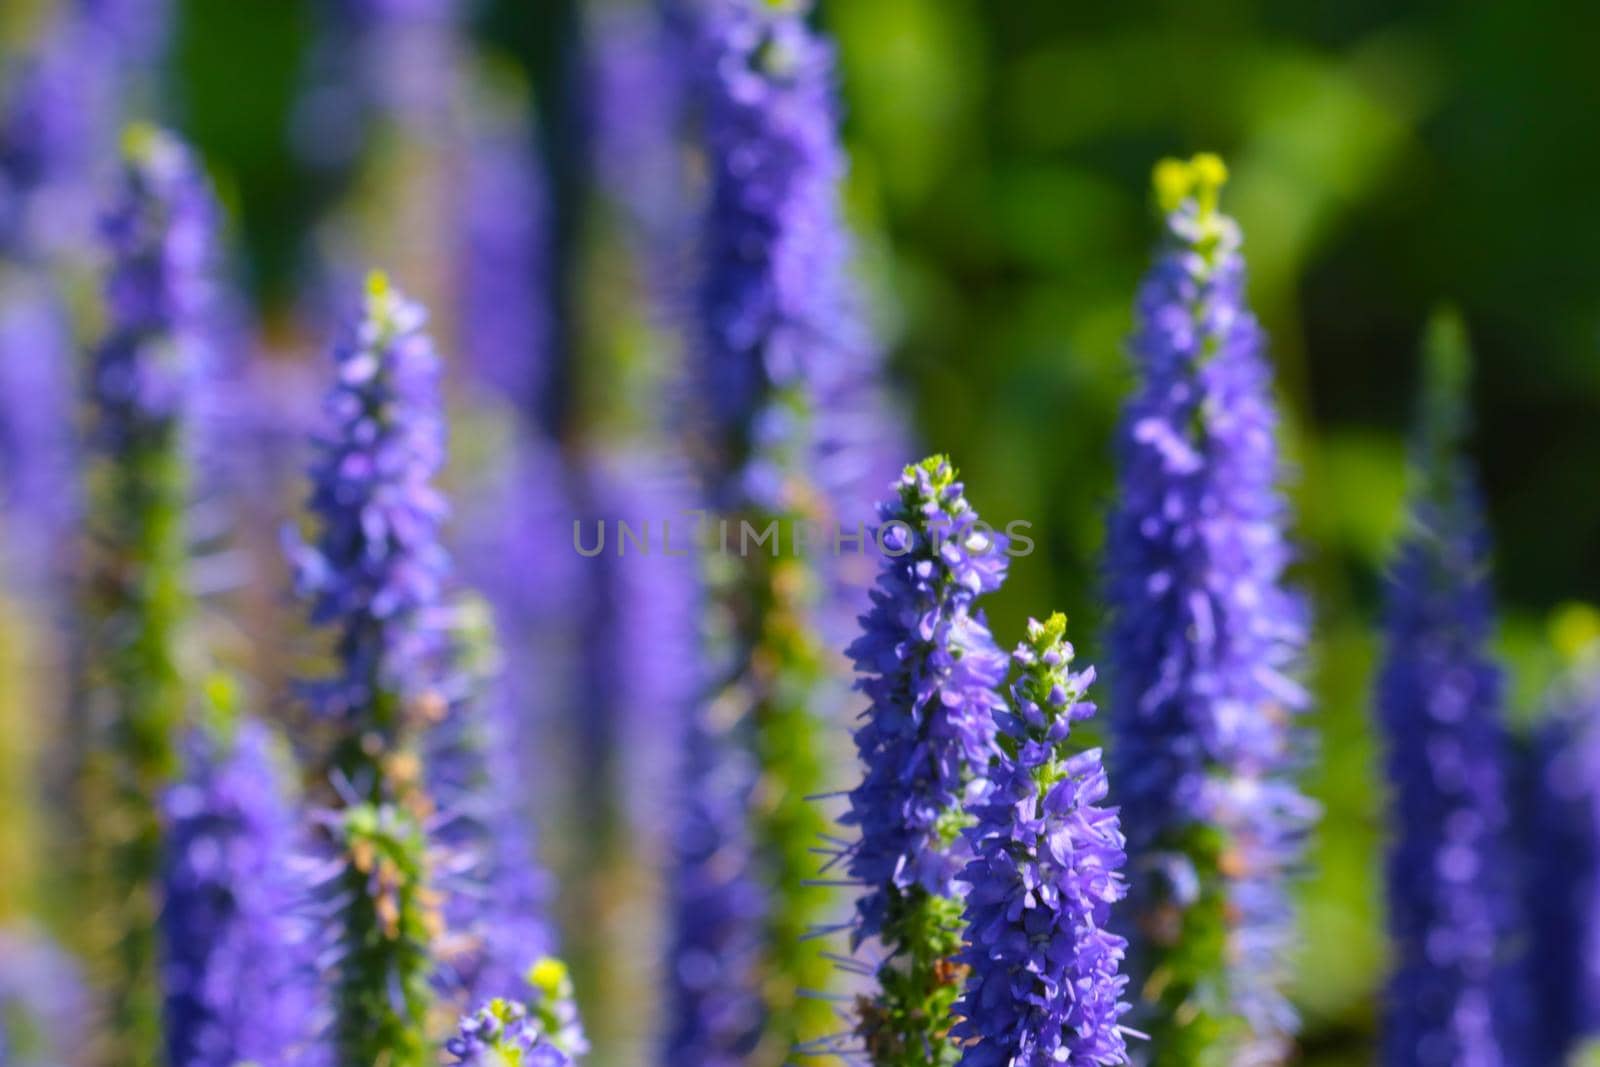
[159, 716, 325, 1067]
[293, 271, 451, 746]
[93, 125, 219, 452]
[1523, 622, 1600, 1066]
[1376, 311, 1517, 1066]
[839, 455, 1009, 1063]
[446, 999, 571, 1067]
[1106, 155, 1314, 1063]
[953, 614, 1131, 1067]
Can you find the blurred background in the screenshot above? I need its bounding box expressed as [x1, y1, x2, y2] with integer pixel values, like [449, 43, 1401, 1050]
[4, 1, 1600, 1064]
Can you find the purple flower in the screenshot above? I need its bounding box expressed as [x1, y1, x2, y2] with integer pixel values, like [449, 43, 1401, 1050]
[92, 126, 219, 452]
[1376, 312, 1516, 1066]
[293, 274, 454, 1067]
[692, 0, 902, 520]
[445, 958, 588, 1065]
[83, 126, 223, 1064]
[953, 614, 1130, 1067]
[159, 717, 325, 1067]
[1523, 632, 1600, 1066]
[839, 456, 1008, 1061]
[446, 999, 571, 1067]
[846, 456, 1009, 928]
[1105, 155, 1313, 1061]
[292, 271, 451, 751]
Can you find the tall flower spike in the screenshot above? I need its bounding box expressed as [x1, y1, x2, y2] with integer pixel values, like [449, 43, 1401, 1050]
[952, 614, 1131, 1066]
[1375, 311, 1517, 1066]
[293, 274, 451, 1066]
[159, 703, 324, 1067]
[1107, 154, 1314, 1064]
[81, 125, 219, 1067]
[1523, 607, 1600, 1066]
[294, 271, 449, 788]
[841, 456, 1009, 1065]
[666, 0, 901, 1058]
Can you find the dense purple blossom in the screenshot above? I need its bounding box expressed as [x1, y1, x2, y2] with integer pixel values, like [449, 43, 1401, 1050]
[846, 456, 1008, 934]
[159, 718, 324, 1067]
[446, 1000, 571, 1067]
[1106, 155, 1313, 1061]
[0, 926, 87, 1067]
[292, 275, 455, 1067]
[83, 126, 222, 1066]
[1376, 313, 1516, 1066]
[1524, 654, 1600, 1066]
[693, 0, 901, 519]
[92, 126, 218, 453]
[954, 614, 1130, 1067]
[291, 272, 451, 741]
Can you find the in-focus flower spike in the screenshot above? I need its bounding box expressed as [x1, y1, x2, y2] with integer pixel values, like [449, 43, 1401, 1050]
[1375, 310, 1518, 1067]
[952, 614, 1131, 1066]
[292, 273, 453, 1066]
[840, 455, 1009, 1065]
[1107, 154, 1315, 1064]
[81, 125, 221, 1067]
[1523, 606, 1600, 1066]
[158, 691, 325, 1067]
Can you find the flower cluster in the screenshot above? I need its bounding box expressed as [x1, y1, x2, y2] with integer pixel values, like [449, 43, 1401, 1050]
[847, 456, 1009, 931]
[82, 125, 221, 1066]
[1106, 154, 1313, 1061]
[158, 716, 323, 1067]
[447, 999, 571, 1067]
[693, 0, 897, 519]
[1376, 313, 1516, 1066]
[92, 125, 218, 453]
[952, 614, 1130, 1066]
[295, 276, 454, 1067]
[445, 959, 587, 1066]
[293, 272, 450, 759]
[843, 456, 1009, 1063]
[1525, 664, 1600, 1066]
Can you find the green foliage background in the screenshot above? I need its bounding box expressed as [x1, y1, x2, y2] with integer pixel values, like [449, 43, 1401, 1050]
[48, 0, 1599, 1062]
